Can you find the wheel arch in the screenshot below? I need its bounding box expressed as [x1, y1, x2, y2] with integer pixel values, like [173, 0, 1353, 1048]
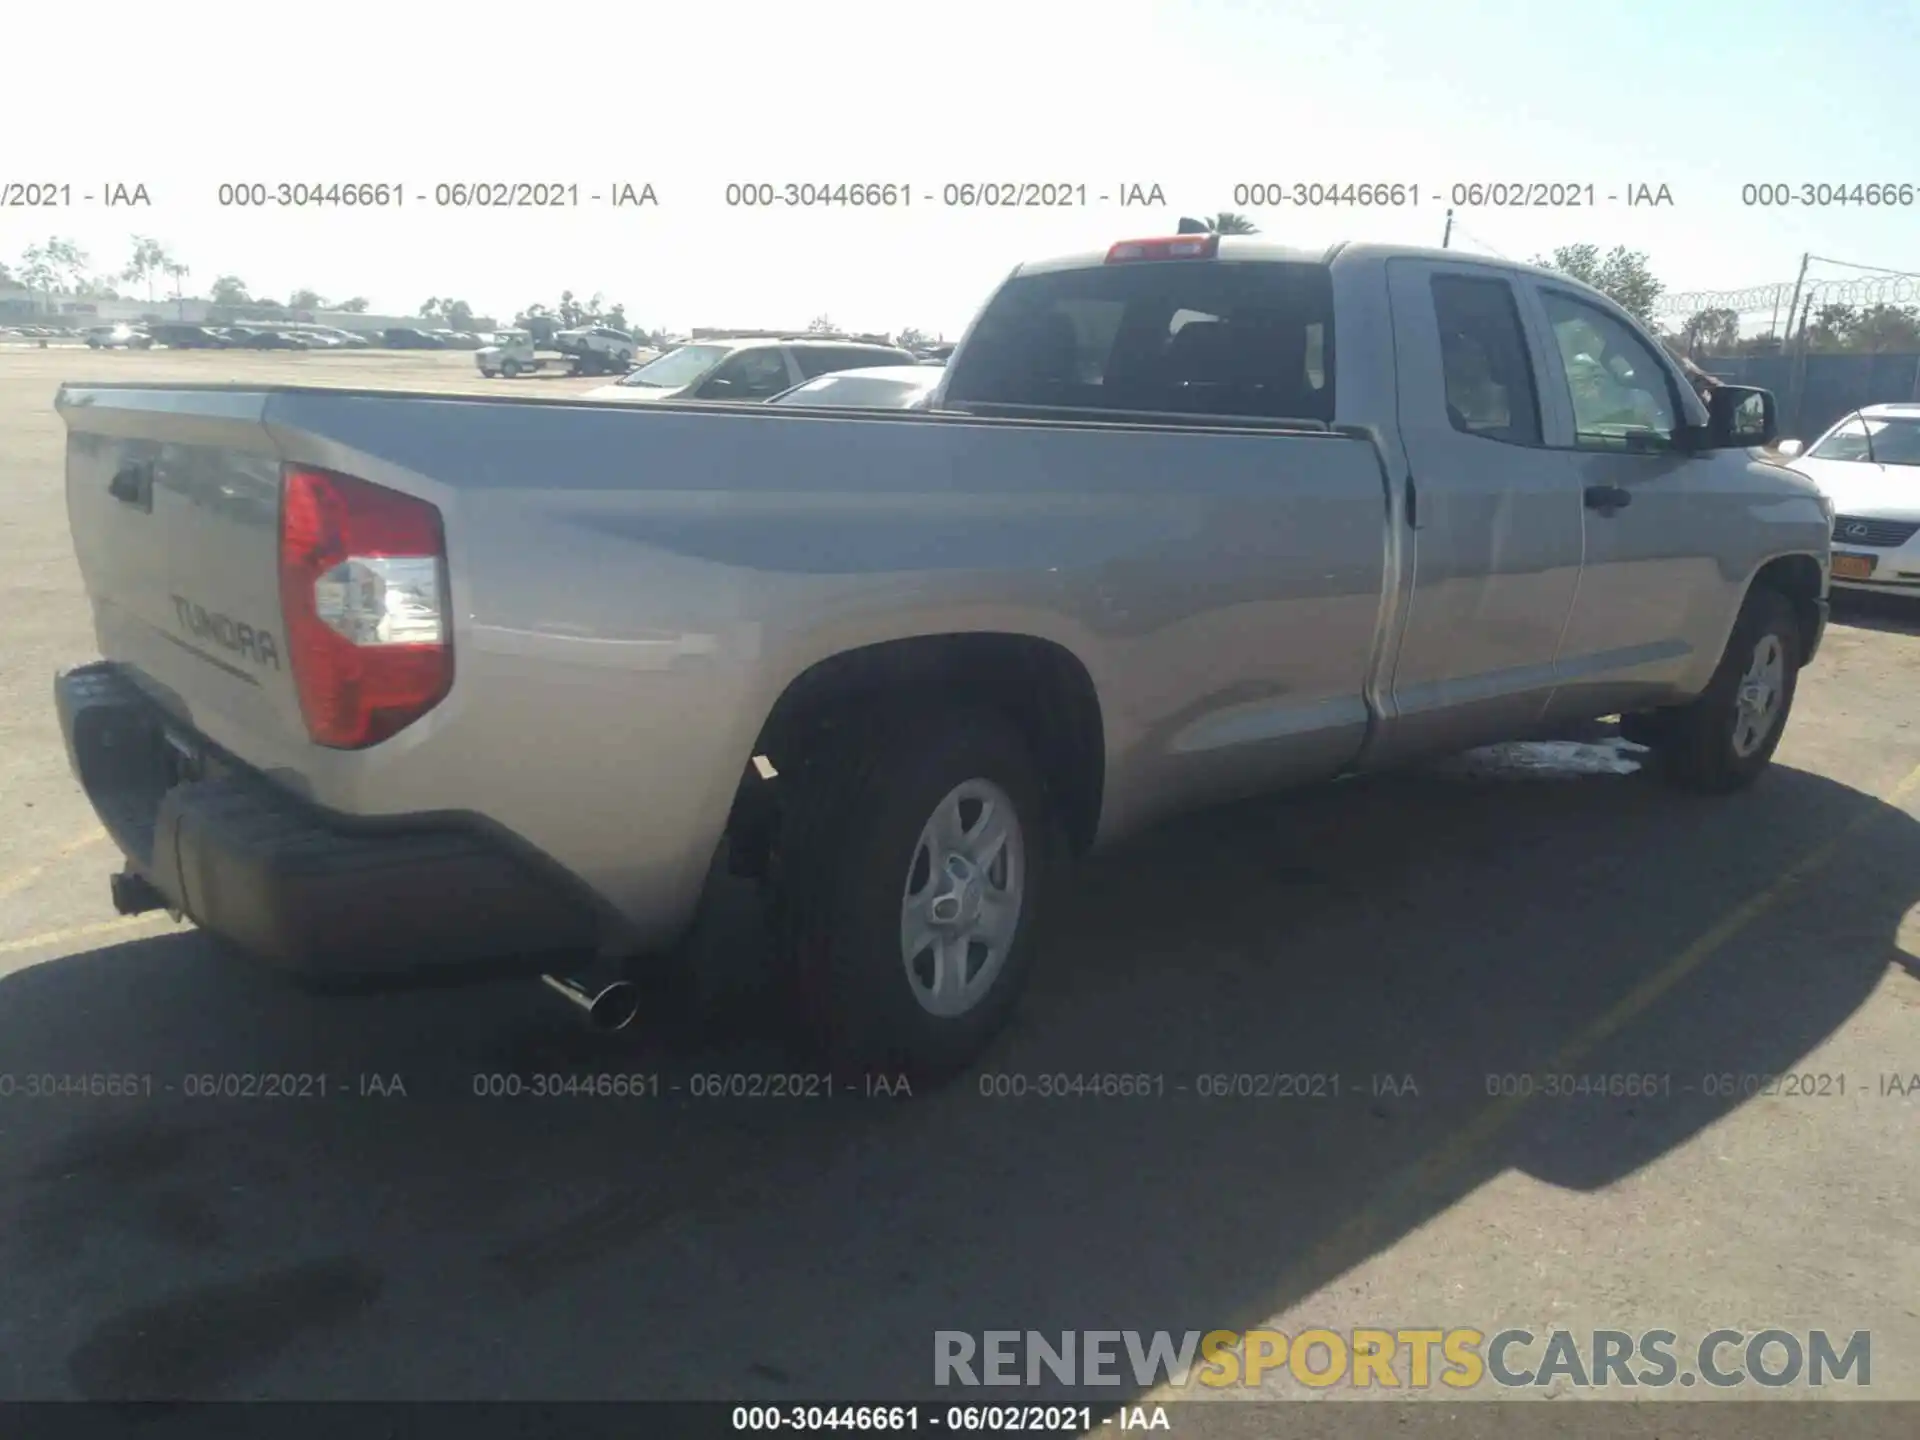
[1747, 551, 1826, 665]
[725, 632, 1107, 875]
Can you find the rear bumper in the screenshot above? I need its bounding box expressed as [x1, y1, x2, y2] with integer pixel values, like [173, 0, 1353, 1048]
[55, 661, 600, 982]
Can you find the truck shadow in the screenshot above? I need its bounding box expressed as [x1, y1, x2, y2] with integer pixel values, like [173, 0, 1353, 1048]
[0, 755, 1912, 1401]
[1829, 590, 1920, 637]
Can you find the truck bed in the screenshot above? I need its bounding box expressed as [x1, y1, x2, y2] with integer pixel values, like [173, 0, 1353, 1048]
[58, 381, 1397, 950]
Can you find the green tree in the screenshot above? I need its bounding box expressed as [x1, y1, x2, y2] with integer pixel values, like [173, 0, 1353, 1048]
[336, 296, 369, 313]
[122, 237, 175, 303]
[896, 326, 930, 349]
[1207, 211, 1260, 235]
[208, 274, 251, 305]
[289, 288, 327, 310]
[18, 244, 59, 310]
[163, 260, 190, 312]
[1531, 243, 1663, 323]
[1849, 303, 1920, 353]
[515, 304, 557, 343]
[1805, 302, 1859, 353]
[420, 296, 476, 328]
[1678, 306, 1740, 355]
[807, 314, 836, 333]
[47, 237, 91, 293]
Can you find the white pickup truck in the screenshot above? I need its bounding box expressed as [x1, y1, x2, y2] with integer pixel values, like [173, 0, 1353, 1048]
[53, 233, 1829, 1078]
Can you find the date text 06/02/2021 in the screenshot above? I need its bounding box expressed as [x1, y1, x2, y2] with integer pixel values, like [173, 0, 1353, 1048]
[728, 1405, 1155, 1432]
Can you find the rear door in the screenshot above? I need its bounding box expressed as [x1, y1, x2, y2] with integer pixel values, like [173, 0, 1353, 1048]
[62, 389, 310, 751]
[939, 251, 1389, 814]
[1380, 258, 1583, 756]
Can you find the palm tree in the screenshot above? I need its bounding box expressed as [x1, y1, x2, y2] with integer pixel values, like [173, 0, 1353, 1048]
[1207, 212, 1259, 235]
[122, 237, 174, 303]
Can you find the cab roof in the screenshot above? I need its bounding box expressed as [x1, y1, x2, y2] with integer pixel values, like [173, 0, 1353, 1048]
[1011, 235, 1594, 292]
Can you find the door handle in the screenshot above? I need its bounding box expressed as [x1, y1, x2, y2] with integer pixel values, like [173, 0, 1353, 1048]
[108, 462, 154, 510]
[1584, 483, 1631, 514]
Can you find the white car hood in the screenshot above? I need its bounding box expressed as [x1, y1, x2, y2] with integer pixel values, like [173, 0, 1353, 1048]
[581, 382, 690, 403]
[1790, 458, 1920, 522]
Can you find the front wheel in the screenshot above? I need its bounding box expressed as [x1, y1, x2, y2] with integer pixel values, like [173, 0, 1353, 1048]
[501, 359, 521, 378]
[1648, 586, 1801, 793]
[768, 707, 1060, 1081]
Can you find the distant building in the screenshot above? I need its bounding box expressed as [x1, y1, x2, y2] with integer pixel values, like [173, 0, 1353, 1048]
[0, 283, 444, 335]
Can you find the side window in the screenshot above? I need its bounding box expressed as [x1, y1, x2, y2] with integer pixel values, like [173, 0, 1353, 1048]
[812, 347, 893, 376]
[1539, 290, 1679, 450]
[821, 348, 876, 374]
[1429, 275, 1542, 445]
[705, 348, 791, 398]
[791, 348, 841, 380]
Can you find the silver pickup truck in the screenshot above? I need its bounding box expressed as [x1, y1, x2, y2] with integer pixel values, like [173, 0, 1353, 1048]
[53, 234, 1831, 1078]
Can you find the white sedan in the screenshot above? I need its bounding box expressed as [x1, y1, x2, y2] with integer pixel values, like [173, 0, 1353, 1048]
[768, 365, 942, 409]
[1782, 403, 1920, 596]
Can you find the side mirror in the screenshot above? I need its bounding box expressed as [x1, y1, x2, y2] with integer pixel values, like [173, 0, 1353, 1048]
[1774, 438, 1805, 459]
[1686, 384, 1776, 450]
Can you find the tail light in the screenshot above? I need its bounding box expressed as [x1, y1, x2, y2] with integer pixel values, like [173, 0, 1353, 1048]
[278, 465, 451, 748]
[1105, 234, 1221, 264]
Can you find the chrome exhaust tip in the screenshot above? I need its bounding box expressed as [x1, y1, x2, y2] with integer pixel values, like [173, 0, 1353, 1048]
[539, 973, 641, 1032]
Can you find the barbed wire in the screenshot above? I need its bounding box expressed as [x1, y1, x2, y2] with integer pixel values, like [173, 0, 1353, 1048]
[1654, 272, 1920, 317]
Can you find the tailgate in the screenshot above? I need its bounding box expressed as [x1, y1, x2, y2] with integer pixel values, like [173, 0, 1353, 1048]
[59, 386, 310, 758]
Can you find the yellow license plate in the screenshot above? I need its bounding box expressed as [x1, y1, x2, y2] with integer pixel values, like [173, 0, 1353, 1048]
[1833, 553, 1876, 580]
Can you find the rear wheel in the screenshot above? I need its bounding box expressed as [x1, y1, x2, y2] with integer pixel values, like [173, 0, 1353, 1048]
[1645, 586, 1801, 793]
[768, 706, 1059, 1082]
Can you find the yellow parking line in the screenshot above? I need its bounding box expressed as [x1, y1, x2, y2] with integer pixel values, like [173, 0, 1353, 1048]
[0, 826, 107, 901]
[1141, 757, 1920, 1401]
[0, 911, 179, 957]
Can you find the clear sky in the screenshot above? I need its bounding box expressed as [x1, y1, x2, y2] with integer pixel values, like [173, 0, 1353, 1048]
[3, 0, 1916, 336]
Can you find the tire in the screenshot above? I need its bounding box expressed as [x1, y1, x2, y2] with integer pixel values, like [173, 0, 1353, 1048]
[501, 359, 521, 378]
[767, 706, 1060, 1082]
[1650, 586, 1801, 793]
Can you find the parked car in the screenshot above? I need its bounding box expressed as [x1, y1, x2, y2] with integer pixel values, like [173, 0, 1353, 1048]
[769, 364, 943, 409]
[291, 326, 373, 348]
[582, 338, 917, 403]
[83, 325, 153, 350]
[1779, 403, 1920, 597]
[49, 234, 1824, 1079]
[383, 327, 447, 350]
[227, 327, 310, 350]
[145, 324, 229, 349]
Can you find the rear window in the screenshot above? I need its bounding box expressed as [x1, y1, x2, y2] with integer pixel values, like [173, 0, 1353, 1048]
[793, 346, 915, 379]
[943, 259, 1335, 420]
